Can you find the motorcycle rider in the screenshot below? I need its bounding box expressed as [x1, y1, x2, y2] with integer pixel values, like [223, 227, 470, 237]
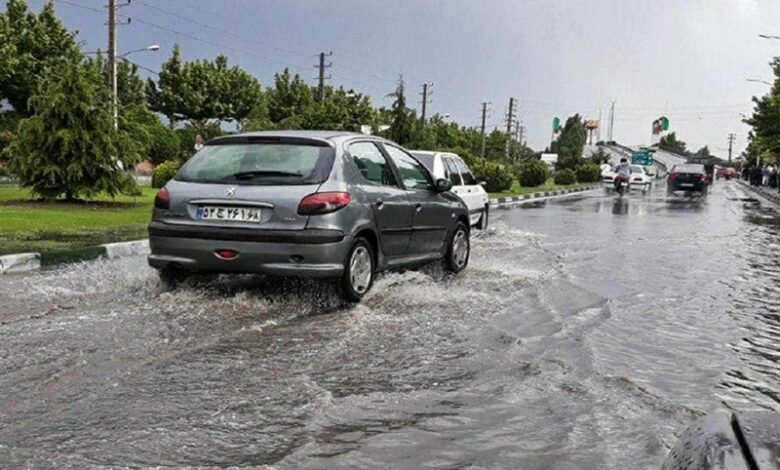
[613, 158, 632, 191]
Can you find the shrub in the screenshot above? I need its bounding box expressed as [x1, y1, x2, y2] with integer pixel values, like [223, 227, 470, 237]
[472, 160, 513, 193]
[575, 163, 601, 183]
[152, 161, 181, 188]
[554, 168, 576, 185]
[516, 159, 549, 187]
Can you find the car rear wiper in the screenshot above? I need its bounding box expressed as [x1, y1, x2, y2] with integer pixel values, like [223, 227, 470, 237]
[231, 170, 303, 180]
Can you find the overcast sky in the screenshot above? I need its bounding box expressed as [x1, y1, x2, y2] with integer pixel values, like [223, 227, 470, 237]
[21, 0, 780, 155]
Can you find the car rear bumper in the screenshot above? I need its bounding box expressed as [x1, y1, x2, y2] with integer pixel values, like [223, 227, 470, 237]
[147, 222, 351, 277]
[667, 182, 707, 193]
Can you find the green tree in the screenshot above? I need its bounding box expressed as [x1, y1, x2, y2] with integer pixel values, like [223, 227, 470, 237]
[386, 76, 415, 145]
[0, 0, 80, 115]
[265, 68, 314, 127]
[659, 132, 689, 156]
[8, 59, 140, 200]
[554, 114, 587, 158]
[147, 44, 262, 126]
[745, 58, 780, 166]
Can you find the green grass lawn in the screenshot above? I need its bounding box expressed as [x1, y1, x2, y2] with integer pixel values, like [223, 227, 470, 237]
[488, 180, 595, 199]
[0, 186, 156, 255]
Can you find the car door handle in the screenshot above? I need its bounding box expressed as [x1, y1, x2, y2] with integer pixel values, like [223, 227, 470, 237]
[375, 199, 384, 209]
[415, 203, 422, 212]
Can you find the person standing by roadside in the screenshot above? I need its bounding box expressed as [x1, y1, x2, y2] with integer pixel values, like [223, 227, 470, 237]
[769, 165, 778, 188]
[762, 165, 770, 186]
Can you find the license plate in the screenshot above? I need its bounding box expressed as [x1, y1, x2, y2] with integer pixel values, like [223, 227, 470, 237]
[196, 206, 261, 222]
[680, 183, 694, 188]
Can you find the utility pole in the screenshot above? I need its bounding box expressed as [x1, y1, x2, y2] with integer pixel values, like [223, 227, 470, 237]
[607, 101, 616, 142]
[727, 133, 736, 162]
[315, 51, 332, 102]
[107, 0, 117, 131]
[505, 97, 517, 161]
[480, 101, 490, 158]
[419, 82, 433, 127]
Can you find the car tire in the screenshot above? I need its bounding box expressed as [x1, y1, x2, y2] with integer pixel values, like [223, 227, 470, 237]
[341, 237, 374, 302]
[443, 221, 470, 274]
[477, 206, 489, 230]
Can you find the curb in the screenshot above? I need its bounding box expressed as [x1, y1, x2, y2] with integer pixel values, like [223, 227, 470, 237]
[489, 185, 600, 207]
[736, 180, 780, 205]
[0, 252, 41, 274]
[0, 238, 150, 275]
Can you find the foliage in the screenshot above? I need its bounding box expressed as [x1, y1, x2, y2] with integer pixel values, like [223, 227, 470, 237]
[659, 132, 689, 156]
[554, 168, 577, 185]
[147, 44, 263, 126]
[386, 76, 415, 145]
[7, 59, 141, 200]
[472, 159, 513, 192]
[589, 147, 610, 165]
[148, 124, 181, 165]
[0, 0, 80, 115]
[575, 163, 601, 183]
[516, 159, 549, 187]
[744, 59, 780, 167]
[555, 155, 581, 171]
[553, 114, 587, 158]
[152, 160, 180, 188]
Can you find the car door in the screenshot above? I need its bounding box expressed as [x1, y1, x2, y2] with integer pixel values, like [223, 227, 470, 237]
[452, 156, 486, 224]
[347, 141, 413, 257]
[382, 144, 452, 255]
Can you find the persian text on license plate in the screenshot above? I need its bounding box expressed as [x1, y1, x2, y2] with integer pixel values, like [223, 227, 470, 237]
[196, 206, 261, 222]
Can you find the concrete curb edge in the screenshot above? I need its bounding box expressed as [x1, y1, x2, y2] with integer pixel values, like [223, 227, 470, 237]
[0, 239, 150, 275]
[489, 185, 600, 208]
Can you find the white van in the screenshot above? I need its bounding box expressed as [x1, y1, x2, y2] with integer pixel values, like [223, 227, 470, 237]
[410, 151, 490, 229]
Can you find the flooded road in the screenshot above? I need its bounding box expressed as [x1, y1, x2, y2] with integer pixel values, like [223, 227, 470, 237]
[1, 181, 779, 469]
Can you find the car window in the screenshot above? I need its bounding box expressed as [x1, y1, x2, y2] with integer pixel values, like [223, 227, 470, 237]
[443, 157, 463, 185]
[455, 158, 476, 185]
[348, 141, 398, 187]
[410, 152, 435, 174]
[384, 145, 434, 190]
[630, 165, 645, 174]
[674, 164, 705, 173]
[177, 143, 333, 185]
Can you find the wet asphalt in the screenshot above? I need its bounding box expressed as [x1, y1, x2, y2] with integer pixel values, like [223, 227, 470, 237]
[1, 180, 779, 469]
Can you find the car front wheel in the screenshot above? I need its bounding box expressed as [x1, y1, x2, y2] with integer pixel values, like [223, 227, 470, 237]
[443, 222, 470, 274]
[341, 237, 374, 302]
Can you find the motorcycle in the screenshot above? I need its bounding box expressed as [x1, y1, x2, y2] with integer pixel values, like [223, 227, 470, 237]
[614, 176, 630, 197]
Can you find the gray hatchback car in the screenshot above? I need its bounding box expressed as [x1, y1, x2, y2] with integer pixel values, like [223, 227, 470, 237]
[148, 131, 471, 301]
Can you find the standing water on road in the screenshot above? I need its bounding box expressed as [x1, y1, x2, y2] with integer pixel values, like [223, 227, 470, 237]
[1, 181, 779, 469]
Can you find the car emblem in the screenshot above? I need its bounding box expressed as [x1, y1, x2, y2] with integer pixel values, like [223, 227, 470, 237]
[225, 187, 236, 198]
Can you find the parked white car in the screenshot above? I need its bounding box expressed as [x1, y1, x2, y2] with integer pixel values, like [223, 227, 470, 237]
[411, 151, 489, 229]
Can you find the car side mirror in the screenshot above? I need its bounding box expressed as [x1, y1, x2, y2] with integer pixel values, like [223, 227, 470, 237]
[435, 178, 453, 192]
[479, 181, 487, 188]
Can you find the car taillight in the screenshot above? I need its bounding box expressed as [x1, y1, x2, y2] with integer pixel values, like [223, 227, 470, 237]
[154, 187, 171, 210]
[668, 173, 677, 181]
[298, 192, 351, 215]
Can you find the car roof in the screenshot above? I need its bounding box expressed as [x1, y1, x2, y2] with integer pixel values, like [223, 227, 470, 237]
[208, 130, 379, 146]
[409, 150, 461, 158]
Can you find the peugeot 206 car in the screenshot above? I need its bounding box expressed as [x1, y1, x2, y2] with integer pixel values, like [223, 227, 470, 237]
[148, 131, 471, 301]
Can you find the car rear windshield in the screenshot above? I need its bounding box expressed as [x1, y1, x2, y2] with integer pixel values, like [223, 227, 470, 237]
[673, 164, 704, 174]
[176, 143, 335, 185]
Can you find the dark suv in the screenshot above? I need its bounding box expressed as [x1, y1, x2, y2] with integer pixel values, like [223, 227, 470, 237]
[148, 131, 471, 301]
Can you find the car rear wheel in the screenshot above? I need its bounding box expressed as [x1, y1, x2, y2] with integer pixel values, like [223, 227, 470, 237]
[341, 237, 374, 302]
[477, 205, 489, 230]
[443, 222, 470, 274]
[158, 268, 188, 289]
